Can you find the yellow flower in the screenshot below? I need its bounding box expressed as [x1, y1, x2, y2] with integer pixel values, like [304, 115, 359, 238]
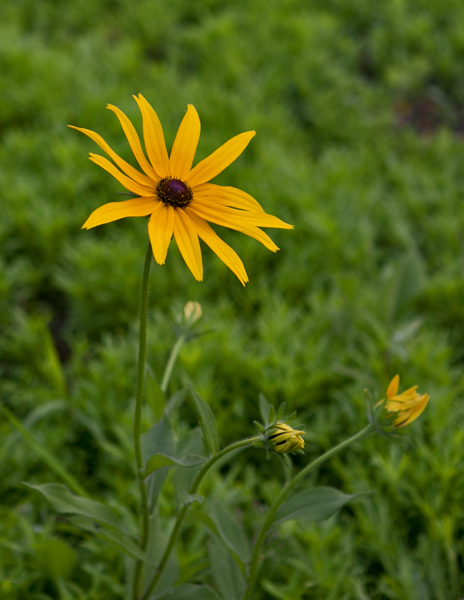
[69, 95, 293, 285]
[380, 375, 429, 427]
[268, 422, 305, 454]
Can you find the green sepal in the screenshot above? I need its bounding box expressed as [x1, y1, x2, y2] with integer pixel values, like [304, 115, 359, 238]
[296, 449, 305, 455]
[253, 421, 265, 434]
[268, 404, 276, 424]
[275, 403, 286, 421]
[259, 393, 271, 426]
[266, 449, 272, 460]
[285, 411, 297, 425]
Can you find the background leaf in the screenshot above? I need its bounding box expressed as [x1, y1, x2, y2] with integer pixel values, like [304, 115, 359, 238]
[271, 487, 367, 527]
[188, 384, 219, 455]
[25, 483, 122, 529]
[209, 536, 245, 600]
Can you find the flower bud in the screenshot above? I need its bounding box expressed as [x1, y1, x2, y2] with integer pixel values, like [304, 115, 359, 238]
[184, 301, 202, 324]
[268, 422, 305, 454]
[377, 375, 429, 428]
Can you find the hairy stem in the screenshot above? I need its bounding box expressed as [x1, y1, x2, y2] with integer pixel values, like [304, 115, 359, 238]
[132, 243, 152, 600]
[141, 437, 256, 600]
[244, 424, 374, 600]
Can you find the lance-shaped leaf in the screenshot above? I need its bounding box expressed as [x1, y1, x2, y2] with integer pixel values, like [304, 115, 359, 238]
[209, 536, 245, 600]
[67, 515, 157, 567]
[142, 417, 176, 465]
[187, 384, 219, 455]
[25, 483, 121, 529]
[271, 487, 368, 527]
[142, 453, 206, 478]
[209, 502, 251, 565]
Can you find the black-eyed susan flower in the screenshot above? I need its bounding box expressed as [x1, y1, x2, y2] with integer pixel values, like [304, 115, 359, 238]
[69, 95, 293, 285]
[378, 375, 429, 427]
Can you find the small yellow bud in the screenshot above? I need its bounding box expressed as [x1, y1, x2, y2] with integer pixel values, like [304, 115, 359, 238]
[269, 422, 305, 454]
[184, 301, 202, 324]
[378, 375, 429, 427]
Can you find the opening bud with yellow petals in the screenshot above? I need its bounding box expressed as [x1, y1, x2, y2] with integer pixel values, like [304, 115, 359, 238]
[252, 400, 305, 460]
[376, 374, 429, 428]
[268, 422, 305, 454]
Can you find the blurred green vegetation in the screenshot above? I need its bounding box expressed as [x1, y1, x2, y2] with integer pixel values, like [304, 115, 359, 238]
[1, 0, 464, 598]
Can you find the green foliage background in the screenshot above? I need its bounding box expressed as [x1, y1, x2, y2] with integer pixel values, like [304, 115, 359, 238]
[1, 0, 464, 598]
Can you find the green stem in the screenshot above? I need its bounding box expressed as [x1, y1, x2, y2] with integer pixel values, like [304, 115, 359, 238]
[141, 437, 256, 600]
[132, 243, 153, 600]
[160, 334, 186, 394]
[244, 424, 374, 600]
[0, 404, 88, 498]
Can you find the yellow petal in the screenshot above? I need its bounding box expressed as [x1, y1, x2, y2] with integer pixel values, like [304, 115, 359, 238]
[82, 197, 158, 229]
[134, 94, 170, 179]
[397, 394, 429, 427]
[170, 105, 201, 179]
[173, 209, 203, 281]
[89, 154, 156, 197]
[188, 203, 279, 252]
[185, 208, 248, 285]
[69, 125, 154, 188]
[386, 375, 399, 399]
[148, 203, 174, 265]
[192, 183, 265, 212]
[192, 199, 293, 229]
[106, 104, 159, 181]
[187, 131, 255, 187]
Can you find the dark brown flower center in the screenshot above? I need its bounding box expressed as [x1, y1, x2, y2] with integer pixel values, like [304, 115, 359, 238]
[156, 177, 193, 208]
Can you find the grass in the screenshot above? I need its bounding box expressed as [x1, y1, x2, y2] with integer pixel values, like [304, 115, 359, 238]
[1, 0, 464, 598]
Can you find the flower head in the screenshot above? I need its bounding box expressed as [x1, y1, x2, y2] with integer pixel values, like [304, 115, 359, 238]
[378, 375, 429, 427]
[252, 401, 305, 458]
[268, 422, 305, 454]
[69, 95, 293, 284]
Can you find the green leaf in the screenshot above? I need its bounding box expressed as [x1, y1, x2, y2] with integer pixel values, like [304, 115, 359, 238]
[98, 529, 157, 567]
[67, 516, 157, 567]
[181, 493, 204, 507]
[24, 483, 121, 529]
[209, 502, 251, 565]
[187, 384, 219, 455]
[142, 417, 176, 465]
[259, 393, 270, 425]
[209, 536, 245, 600]
[154, 584, 221, 599]
[164, 388, 188, 418]
[189, 510, 219, 537]
[145, 367, 166, 423]
[271, 487, 367, 527]
[142, 453, 206, 478]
